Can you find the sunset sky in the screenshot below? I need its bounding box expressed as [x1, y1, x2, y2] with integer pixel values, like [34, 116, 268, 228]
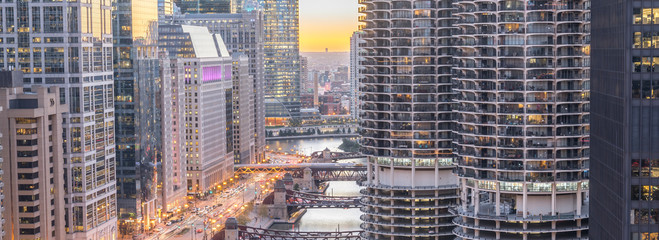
[299, 0, 360, 52]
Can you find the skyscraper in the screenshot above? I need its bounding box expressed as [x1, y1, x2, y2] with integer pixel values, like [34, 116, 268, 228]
[350, 31, 364, 119]
[163, 12, 266, 164]
[159, 0, 176, 15]
[174, 0, 231, 14]
[453, 0, 591, 238]
[0, 73, 66, 239]
[591, 1, 658, 239]
[159, 24, 235, 195]
[300, 56, 309, 94]
[262, 0, 302, 126]
[114, 0, 170, 232]
[358, 0, 458, 238]
[232, 54, 255, 164]
[0, 0, 118, 238]
[158, 52, 187, 216]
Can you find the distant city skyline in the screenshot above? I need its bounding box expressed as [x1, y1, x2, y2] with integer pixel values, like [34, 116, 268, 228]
[299, 0, 358, 52]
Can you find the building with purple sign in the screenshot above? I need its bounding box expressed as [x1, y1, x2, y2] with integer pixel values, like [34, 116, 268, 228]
[159, 25, 235, 196]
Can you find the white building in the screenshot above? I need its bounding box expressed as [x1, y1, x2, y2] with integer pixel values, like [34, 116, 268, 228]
[349, 31, 365, 120]
[159, 25, 235, 195]
[163, 12, 266, 165]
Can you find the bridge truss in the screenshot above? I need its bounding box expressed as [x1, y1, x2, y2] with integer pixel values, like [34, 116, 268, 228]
[234, 164, 367, 181]
[286, 190, 361, 208]
[237, 226, 363, 240]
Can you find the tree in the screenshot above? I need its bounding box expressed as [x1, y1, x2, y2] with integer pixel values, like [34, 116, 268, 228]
[288, 118, 302, 127]
[236, 214, 250, 225]
[258, 204, 269, 217]
[348, 128, 352, 134]
[294, 183, 300, 191]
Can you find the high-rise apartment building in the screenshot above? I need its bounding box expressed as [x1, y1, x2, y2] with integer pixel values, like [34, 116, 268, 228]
[159, 24, 234, 195]
[262, 0, 301, 126]
[453, 0, 591, 239]
[350, 31, 364, 119]
[591, 1, 659, 239]
[358, 0, 458, 239]
[174, 0, 231, 14]
[0, 0, 118, 238]
[0, 73, 66, 240]
[163, 12, 266, 164]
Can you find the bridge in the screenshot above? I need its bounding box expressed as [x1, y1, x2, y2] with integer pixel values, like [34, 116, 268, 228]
[286, 190, 361, 208]
[234, 163, 367, 181]
[310, 150, 364, 162]
[217, 223, 363, 240]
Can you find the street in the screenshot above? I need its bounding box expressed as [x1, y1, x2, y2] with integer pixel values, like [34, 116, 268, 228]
[144, 172, 280, 240]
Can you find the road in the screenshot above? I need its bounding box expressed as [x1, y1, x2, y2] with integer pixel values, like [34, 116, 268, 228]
[145, 173, 279, 240]
[141, 151, 306, 240]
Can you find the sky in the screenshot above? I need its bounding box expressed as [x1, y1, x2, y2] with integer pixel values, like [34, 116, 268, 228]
[299, 0, 359, 52]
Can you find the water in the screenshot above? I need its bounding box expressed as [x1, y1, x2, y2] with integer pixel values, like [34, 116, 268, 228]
[323, 181, 361, 196]
[267, 137, 364, 232]
[266, 137, 352, 155]
[266, 137, 366, 164]
[270, 181, 363, 232]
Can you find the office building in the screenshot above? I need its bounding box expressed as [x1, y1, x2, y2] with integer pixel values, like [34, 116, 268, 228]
[0, 73, 66, 239]
[590, 1, 659, 239]
[262, 0, 302, 126]
[174, 0, 231, 14]
[0, 0, 118, 238]
[114, 0, 176, 232]
[159, 0, 176, 15]
[158, 53, 187, 217]
[300, 56, 308, 95]
[350, 31, 364, 119]
[231, 0, 243, 13]
[311, 71, 320, 108]
[163, 12, 266, 164]
[0, 76, 4, 239]
[159, 24, 234, 195]
[358, 0, 458, 239]
[232, 54, 255, 164]
[453, 0, 591, 238]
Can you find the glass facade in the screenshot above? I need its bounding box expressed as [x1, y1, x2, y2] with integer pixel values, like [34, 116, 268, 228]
[174, 0, 231, 14]
[113, 0, 164, 233]
[262, 0, 301, 125]
[0, 0, 118, 239]
[592, 1, 659, 239]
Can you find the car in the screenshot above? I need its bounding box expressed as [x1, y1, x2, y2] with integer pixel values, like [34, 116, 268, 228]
[156, 227, 163, 232]
[166, 221, 172, 226]
[196, 228, 203, 233]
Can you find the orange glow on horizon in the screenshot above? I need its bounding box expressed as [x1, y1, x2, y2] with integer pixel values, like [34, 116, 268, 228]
[300, 0, 360, 52]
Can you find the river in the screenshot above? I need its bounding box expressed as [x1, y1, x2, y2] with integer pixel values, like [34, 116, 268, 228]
[266, 137, 364, 232]
[266, 137, 359, 156]
[270, 181, 363, 232]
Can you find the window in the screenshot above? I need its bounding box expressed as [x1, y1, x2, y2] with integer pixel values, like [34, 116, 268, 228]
[634, 8, 656, 24]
